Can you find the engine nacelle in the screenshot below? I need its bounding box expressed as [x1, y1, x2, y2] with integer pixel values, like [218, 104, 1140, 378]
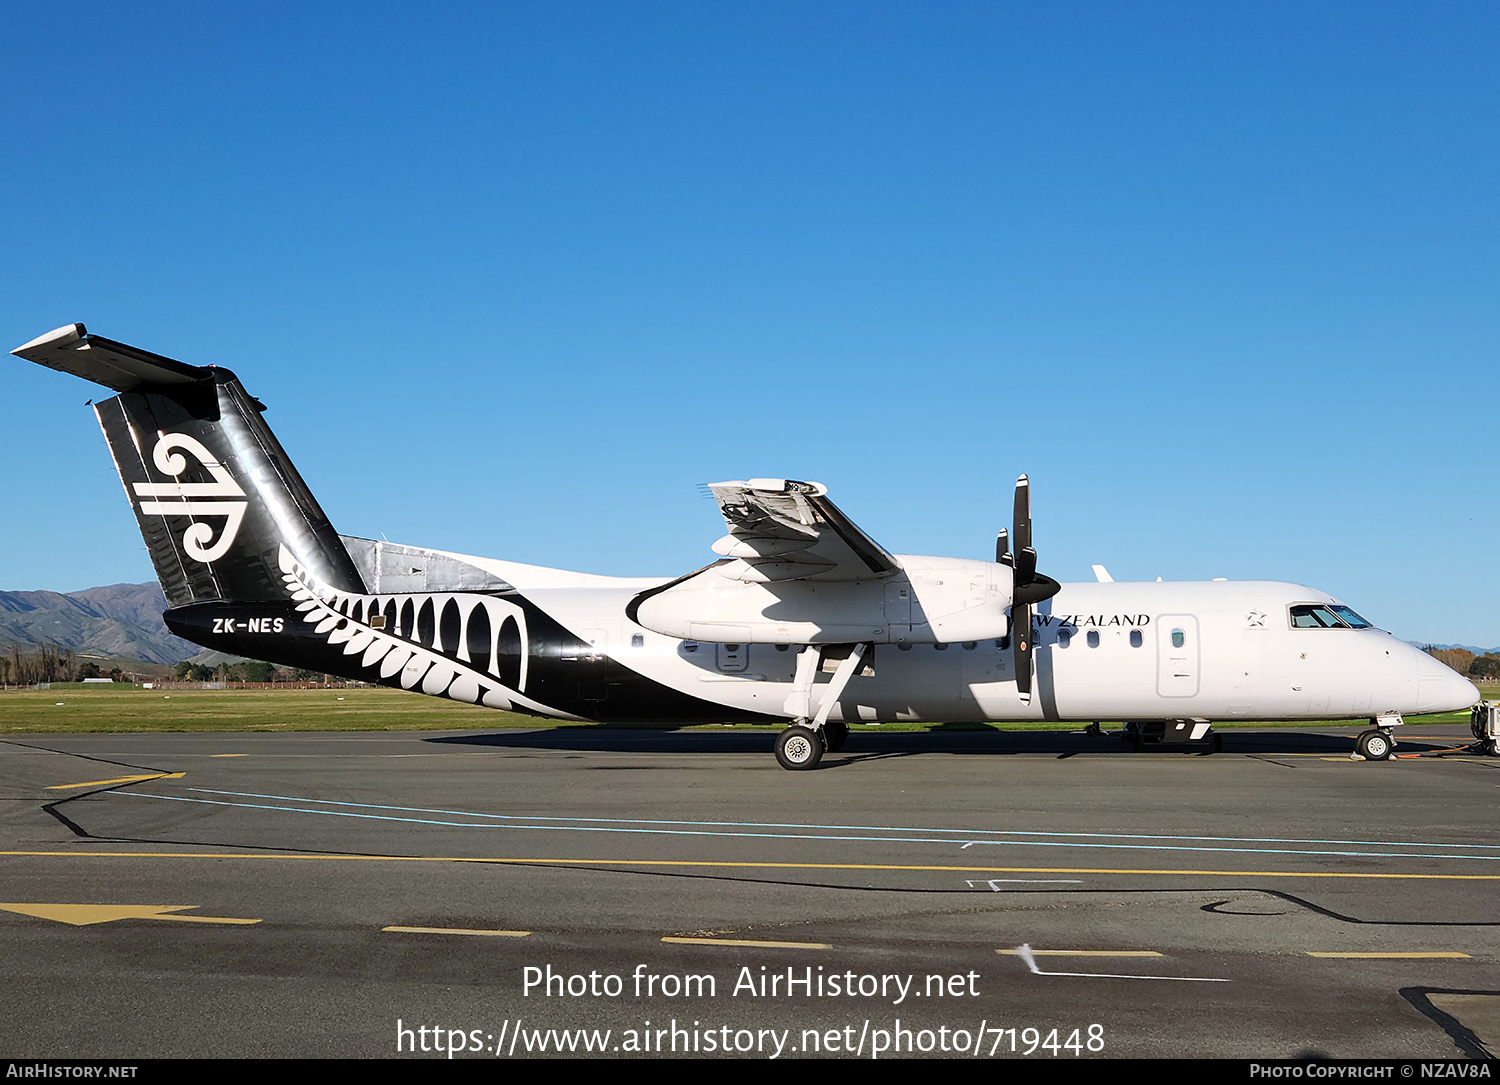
[629, 556, 1013, 645]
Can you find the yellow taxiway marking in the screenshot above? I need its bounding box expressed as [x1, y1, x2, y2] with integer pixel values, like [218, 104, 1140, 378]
[1306, 951, 1470, 959]
[210, 754, 247, 758]
[45, 773, 184, 790]
[0, 903, 259, 926]
[383, 926, 530, 937]
[4, 852, 1500, 882]
[997, 949, 1163, 957]
[662, 936, 832, 949]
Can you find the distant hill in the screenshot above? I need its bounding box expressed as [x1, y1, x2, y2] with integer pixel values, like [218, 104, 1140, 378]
[0, 582, 199, 665]
[1423, 642, 1500, 656]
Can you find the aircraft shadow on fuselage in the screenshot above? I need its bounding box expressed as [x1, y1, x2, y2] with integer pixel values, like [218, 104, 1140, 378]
[423, 726, 1462, 759]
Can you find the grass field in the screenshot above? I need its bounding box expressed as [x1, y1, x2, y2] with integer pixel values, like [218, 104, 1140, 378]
[1, 683, 1493, 735]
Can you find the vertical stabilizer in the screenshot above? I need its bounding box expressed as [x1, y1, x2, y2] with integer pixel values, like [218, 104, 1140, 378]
[14, 324, 366, 606]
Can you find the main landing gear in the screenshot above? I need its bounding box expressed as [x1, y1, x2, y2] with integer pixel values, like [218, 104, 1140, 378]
[774, 643, 867, 770]
[775, 725, 824, 770]
[773, 718, 849, 770]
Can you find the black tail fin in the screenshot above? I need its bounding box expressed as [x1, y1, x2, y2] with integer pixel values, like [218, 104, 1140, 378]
[13, 323, 366, 607]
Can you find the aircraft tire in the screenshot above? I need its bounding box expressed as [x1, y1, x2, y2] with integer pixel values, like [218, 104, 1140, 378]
[776, 725, 824, 770]
[1356, 730, 1392, 761]
[823, 720, 849, 752]
[1483, 738, 1498, 757]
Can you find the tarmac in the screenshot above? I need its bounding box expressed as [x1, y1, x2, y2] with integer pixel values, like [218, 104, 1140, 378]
[2, 723, 1497, 1059]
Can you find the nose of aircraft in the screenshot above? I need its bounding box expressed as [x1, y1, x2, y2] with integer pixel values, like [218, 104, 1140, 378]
[1413, 646, 1480, 713]
[1443, 669, 1481, 712]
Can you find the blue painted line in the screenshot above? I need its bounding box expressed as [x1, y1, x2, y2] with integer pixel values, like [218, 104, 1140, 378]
[183, 787, 1500, 852]
[112, 790, 1500, 862]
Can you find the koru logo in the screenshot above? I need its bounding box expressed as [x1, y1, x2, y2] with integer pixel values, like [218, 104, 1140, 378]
[132, 433, 248, 563]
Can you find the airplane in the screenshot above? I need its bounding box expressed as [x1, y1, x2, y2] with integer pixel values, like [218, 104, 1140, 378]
[12, 323, 1482, 769]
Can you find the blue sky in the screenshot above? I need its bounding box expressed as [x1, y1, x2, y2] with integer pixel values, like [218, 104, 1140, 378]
[3, 2, 1496, 646]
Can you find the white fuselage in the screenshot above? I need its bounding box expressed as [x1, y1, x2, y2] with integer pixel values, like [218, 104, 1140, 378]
[463, 552, 1479, 724]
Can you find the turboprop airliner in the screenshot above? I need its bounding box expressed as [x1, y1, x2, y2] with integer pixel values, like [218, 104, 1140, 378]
[12, 323, 1480, 769]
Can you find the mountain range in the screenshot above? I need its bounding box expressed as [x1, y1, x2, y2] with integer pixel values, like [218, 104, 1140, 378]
[0, 582, 200, 665]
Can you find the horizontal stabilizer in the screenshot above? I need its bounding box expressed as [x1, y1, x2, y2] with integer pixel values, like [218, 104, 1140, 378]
[12, 324, 211, 391]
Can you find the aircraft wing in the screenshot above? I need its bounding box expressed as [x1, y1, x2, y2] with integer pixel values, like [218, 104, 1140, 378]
[705, 479, 899, 582]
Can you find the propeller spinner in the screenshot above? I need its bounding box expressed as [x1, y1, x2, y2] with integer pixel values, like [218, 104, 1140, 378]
[995, 474, 1061, 703]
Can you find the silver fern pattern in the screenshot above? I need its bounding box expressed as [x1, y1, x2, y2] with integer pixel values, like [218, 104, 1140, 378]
[277, 545, 558, 714]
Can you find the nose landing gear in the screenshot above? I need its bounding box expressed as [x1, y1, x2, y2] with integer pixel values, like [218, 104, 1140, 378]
[1353, 712, 1406, 761]
[1354, 730, 1392, 760]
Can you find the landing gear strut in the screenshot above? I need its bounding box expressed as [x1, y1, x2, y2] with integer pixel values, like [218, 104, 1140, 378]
[774, 642, 868, 770]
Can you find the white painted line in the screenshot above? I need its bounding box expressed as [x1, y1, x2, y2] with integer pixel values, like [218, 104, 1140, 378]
[1013, 943, 1230, 982]
[662, 936, 831, 949]
[969, 879, 1084, 888]
[998, 948, 1163, 957]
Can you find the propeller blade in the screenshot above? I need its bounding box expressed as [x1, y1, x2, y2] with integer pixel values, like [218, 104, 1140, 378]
[1013, 601, 1032, 704]
[1012, 475, 1032, 559]
[999, 473, 1056, 621]
[1015, 546, 1037, 586]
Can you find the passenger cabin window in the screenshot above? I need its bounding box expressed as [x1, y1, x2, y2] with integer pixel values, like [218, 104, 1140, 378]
[1057, 630, 1071, 648]
[1290, 604, 1351, 629]
[1129, 630, 1143, 648]
[1087, 631, 1099, 648]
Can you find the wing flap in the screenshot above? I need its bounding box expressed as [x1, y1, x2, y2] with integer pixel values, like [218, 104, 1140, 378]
[706, 479, 898, 582]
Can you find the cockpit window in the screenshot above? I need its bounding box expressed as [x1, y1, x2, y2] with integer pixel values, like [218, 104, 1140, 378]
[1289, 604, 1347, 629]
[1329, 605, 1373, 629]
